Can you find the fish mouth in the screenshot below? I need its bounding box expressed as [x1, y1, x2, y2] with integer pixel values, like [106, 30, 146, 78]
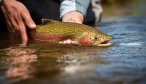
[98, 41, 112, 47]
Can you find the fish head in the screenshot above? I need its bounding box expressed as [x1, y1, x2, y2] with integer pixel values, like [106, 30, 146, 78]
[78, 31, 112, 46]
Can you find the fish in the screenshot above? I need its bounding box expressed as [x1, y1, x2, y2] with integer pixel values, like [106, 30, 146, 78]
[30, 19, 112, 46]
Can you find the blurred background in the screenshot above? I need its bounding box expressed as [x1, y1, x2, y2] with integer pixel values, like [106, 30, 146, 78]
[101, 0, 146, 17]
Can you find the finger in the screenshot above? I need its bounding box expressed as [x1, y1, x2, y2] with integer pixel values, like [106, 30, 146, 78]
[6, 18, 16, 33]
[59, 39, 79, 45]
[18, 17, 28, 45]
[1, 6, 14, 32]
[65, 39, 72, 44]
[9, 12, 20, 31]
[71, 41, 80, 45]
[59, 39, 72, 44]
[3, 8, 19, 32]
[12, 11, 28, 45]
[20, 7, 36, 29]
[6, 20, 13, 32]
[6, 16, 19, 32]
[4, 14, 13, 32]
[20, 24, 28, 45]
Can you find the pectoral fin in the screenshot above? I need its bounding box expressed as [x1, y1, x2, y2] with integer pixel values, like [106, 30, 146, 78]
[41, 18, 59, 25]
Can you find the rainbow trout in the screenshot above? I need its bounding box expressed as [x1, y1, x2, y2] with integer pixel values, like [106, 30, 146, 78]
[31, 19, 112, 46]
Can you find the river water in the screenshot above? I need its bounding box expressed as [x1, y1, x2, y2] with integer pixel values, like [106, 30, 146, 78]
[0, 1, 146, 84]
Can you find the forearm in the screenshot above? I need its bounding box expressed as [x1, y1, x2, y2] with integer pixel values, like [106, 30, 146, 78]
[60, 0, 90, 17]
[60, 0, 91, 23]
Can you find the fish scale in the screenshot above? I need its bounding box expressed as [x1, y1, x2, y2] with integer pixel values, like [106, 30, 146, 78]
[32, 19, 112, 46]
[37, 21, 95, 36]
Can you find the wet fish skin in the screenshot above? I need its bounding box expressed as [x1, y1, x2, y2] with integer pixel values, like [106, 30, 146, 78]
[31, 19, 112, 46]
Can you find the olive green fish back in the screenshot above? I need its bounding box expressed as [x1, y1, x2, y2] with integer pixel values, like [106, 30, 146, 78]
[36, 20, 97, 36]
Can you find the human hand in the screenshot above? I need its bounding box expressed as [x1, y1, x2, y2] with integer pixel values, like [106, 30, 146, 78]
[61, 11, 84, 24]
[1, 0, 36, 45]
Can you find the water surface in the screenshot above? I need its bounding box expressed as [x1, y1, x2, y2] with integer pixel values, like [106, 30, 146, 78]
[0, 1, 146, 84]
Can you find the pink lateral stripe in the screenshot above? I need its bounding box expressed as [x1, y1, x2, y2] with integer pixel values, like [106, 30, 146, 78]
[32, 33, 72, 41]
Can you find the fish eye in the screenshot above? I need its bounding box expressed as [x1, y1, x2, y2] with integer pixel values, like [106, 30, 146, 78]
[95, 37, 98, 40]
[94, 36, 99, 40]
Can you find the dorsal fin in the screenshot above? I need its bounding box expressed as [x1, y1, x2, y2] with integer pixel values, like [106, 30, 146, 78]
[41, 18, 59, 25]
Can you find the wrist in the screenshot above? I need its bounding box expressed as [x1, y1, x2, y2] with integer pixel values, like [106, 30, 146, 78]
[62, 11, 84, 24]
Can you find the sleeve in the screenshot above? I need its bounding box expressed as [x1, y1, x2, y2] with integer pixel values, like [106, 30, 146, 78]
[0, 0, 3, 4]
[91, 0, 102, 22]
[60, 0, 91, 18]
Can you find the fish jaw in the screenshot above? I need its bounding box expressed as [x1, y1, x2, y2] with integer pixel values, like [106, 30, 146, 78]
[78, 36, 112, 46]
[97, 41, 112, 47]
[94, 36, 112, 47]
